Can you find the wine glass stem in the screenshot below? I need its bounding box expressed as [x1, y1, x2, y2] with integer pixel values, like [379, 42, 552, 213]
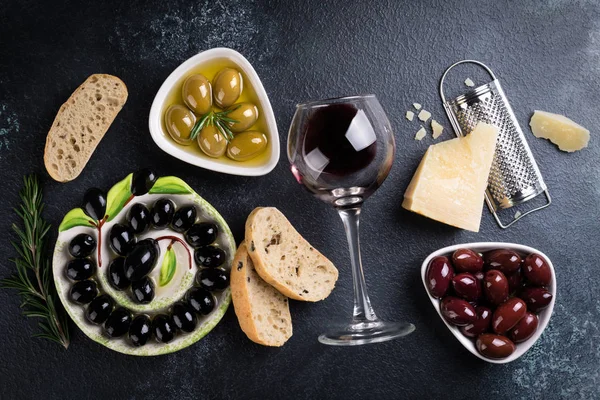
[337, 207, 378, 324]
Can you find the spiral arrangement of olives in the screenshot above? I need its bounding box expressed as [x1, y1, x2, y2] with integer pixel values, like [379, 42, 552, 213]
[64, 169, 229, 347]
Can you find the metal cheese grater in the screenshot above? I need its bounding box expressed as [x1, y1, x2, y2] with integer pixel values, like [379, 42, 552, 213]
[439, 60, 551, 229]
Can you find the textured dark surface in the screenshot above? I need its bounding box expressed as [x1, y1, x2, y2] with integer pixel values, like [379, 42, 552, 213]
[1, 0, 599, 399]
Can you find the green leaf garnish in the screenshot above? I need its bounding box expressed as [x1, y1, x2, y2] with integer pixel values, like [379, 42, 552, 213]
[58, 208, 95, 232]
[148, 176, 193, 195]
[105, 173, 133, 222]
[189, 107, 239, 142]
[159, 246, 177, 286]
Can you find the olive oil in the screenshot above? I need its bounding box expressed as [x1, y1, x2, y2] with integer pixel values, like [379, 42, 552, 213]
[161, 58, 271, 168]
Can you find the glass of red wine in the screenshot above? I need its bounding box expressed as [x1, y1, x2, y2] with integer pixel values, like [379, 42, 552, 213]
[288, 94, 415, 345]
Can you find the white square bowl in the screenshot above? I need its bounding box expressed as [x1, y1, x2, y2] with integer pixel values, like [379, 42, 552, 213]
[148, 48, 280, 176]
[420, 242, 556, 364]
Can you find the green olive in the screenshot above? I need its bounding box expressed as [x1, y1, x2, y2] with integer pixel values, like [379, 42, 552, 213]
[182, 74, 212, 115]
[226, 103, 259, 133]
[198, 124, 227, 158]
[226, 131, 268, 162]
[164, 105, 196, 145]
[213, 68, 243, 108]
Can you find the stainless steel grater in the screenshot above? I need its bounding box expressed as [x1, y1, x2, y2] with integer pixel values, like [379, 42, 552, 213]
[439, 60, 551, 229]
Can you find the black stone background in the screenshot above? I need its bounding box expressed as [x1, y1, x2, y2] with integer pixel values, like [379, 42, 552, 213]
[1, 0, 599, 399]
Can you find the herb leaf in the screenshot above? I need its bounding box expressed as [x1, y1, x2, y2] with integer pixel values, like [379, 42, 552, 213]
[159, 246, 177, 286]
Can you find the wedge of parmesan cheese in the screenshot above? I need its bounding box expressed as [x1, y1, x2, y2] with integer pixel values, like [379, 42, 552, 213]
[418, 109, 431, 122]
[406, 111, 414, 121]
[431, 120, 444, 139]
[529, 110, 589, 152]
[415, 126, 426, 141]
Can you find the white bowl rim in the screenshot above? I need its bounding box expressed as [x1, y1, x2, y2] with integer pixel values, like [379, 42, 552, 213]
[148, 47, 280, 176]
[420, 242, 556, 364]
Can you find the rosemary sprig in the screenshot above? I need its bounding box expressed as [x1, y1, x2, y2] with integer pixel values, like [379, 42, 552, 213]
[1, 175, 70, 349]
[189, 106, 240, 142]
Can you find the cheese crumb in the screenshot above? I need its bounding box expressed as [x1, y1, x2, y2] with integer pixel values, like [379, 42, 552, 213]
[418, 109, 431, 122]
[465, 78, 475, 87]
[413, 103, 422, 110]
[415, 126, 426, 141]
[406, 111, 414, 121]
[431, 120, 444, 139]
[514, 211, 522, 219]
[529, 110, 590, 152]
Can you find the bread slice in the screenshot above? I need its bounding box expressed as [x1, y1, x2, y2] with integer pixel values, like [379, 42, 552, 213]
[245, 207, 338, 302]
[44, 74, 128, 182]
[231, 242, 292, 346]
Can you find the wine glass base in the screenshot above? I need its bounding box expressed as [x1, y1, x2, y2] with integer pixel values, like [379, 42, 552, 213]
[318, 320, 415, 346]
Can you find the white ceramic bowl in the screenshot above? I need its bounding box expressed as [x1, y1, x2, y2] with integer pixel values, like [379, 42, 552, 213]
[148, 47, 280, 176]
[420, 242, 556, 364]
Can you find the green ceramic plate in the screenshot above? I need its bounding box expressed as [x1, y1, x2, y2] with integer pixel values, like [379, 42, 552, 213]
[52, 173, 236, 356]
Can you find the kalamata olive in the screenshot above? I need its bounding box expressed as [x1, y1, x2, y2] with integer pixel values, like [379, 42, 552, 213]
[197, 268, 229, 291]
[151, 198, 175, 229]
[484, 270, 509, 305]
[86, 295, 114, 324]
[182, 74, 212, 115]
[164, 104, 196, 146]
[171, 205, 197, 233]
[131, 169, 158, 196]
[185, 223, 218, 248]
[69, 280, 98, 304]
[476, 334, 516, 359]
[485, 249, 522, 274]
[226, 102, 259, 133]
[129, 315, 152, 347]
[194, 246, 226, 268]
[82, 188, 107, 221]
[226, 131, 268, 162]
[153, 314, 176, 343]
[522, 253, 552, 287]
[213, 68, 243, 108]
[108, 257, 130, 290]
[124, 239, 160, 281]
[452, 273, 481, 302]
[68, 233, 96, 258]
[520, 287, 553, 312]
[109, 223, 137, 256]
[104, 307, 132, 338]
[188, 287, 216, 315]
[506, 269, 524, 294]
[440, 296, 477, 326]
[452, 248, 484, 273]
[131, 276, 155, 304]
[127, 203, 150, 234]
[492, 297, 527, 334]
[65, 258, 96, 281]
[425, 256, 454, 299]
[508, 312, 538, 343]
[460, 306, 492, 338]
[198, 124, 227, 158]
[172, 302, 198, 333]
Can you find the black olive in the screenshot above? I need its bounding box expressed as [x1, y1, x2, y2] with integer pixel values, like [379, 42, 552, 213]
[197, 268, 229, 291]
[151, 198, 175, 229]
[124, 239, 160, 281]
[188, 287, 216, 315]
[185, 223, 218, 248]
[104, 307, 132, 338]
[171, 302, 197, 333]
[131, 169, 158, 196]
[108, 257, 130, 290]
[65, 258, 96, 281]
[68, 233, 96, 258]
[86, 295, 114, 324]
[194, 246, 226, 268]
[109, 223, 137, 256]
[152, 314, 176, 343]
[82, 188, 107, 221]
[171, 205, 197, 233]
[127, 203, 150, 234]
[69, 280, 98, 304]
[131, 276, 155, 304]
[129, 314, 152, 346]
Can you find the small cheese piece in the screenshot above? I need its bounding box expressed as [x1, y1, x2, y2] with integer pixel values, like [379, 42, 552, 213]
[406, 111, 414, 121]
[465, 78, 475, 87]
[413, 103, 422, 110]
[529, 110, 589, 152]
[415, 126, 426, 141]
[402, 123, 499, 232]
[431, 120, 444, 139]
[418, 109, 431, 122]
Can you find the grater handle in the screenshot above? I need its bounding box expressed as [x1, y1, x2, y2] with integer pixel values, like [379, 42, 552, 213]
[439, 60, 497, 103]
